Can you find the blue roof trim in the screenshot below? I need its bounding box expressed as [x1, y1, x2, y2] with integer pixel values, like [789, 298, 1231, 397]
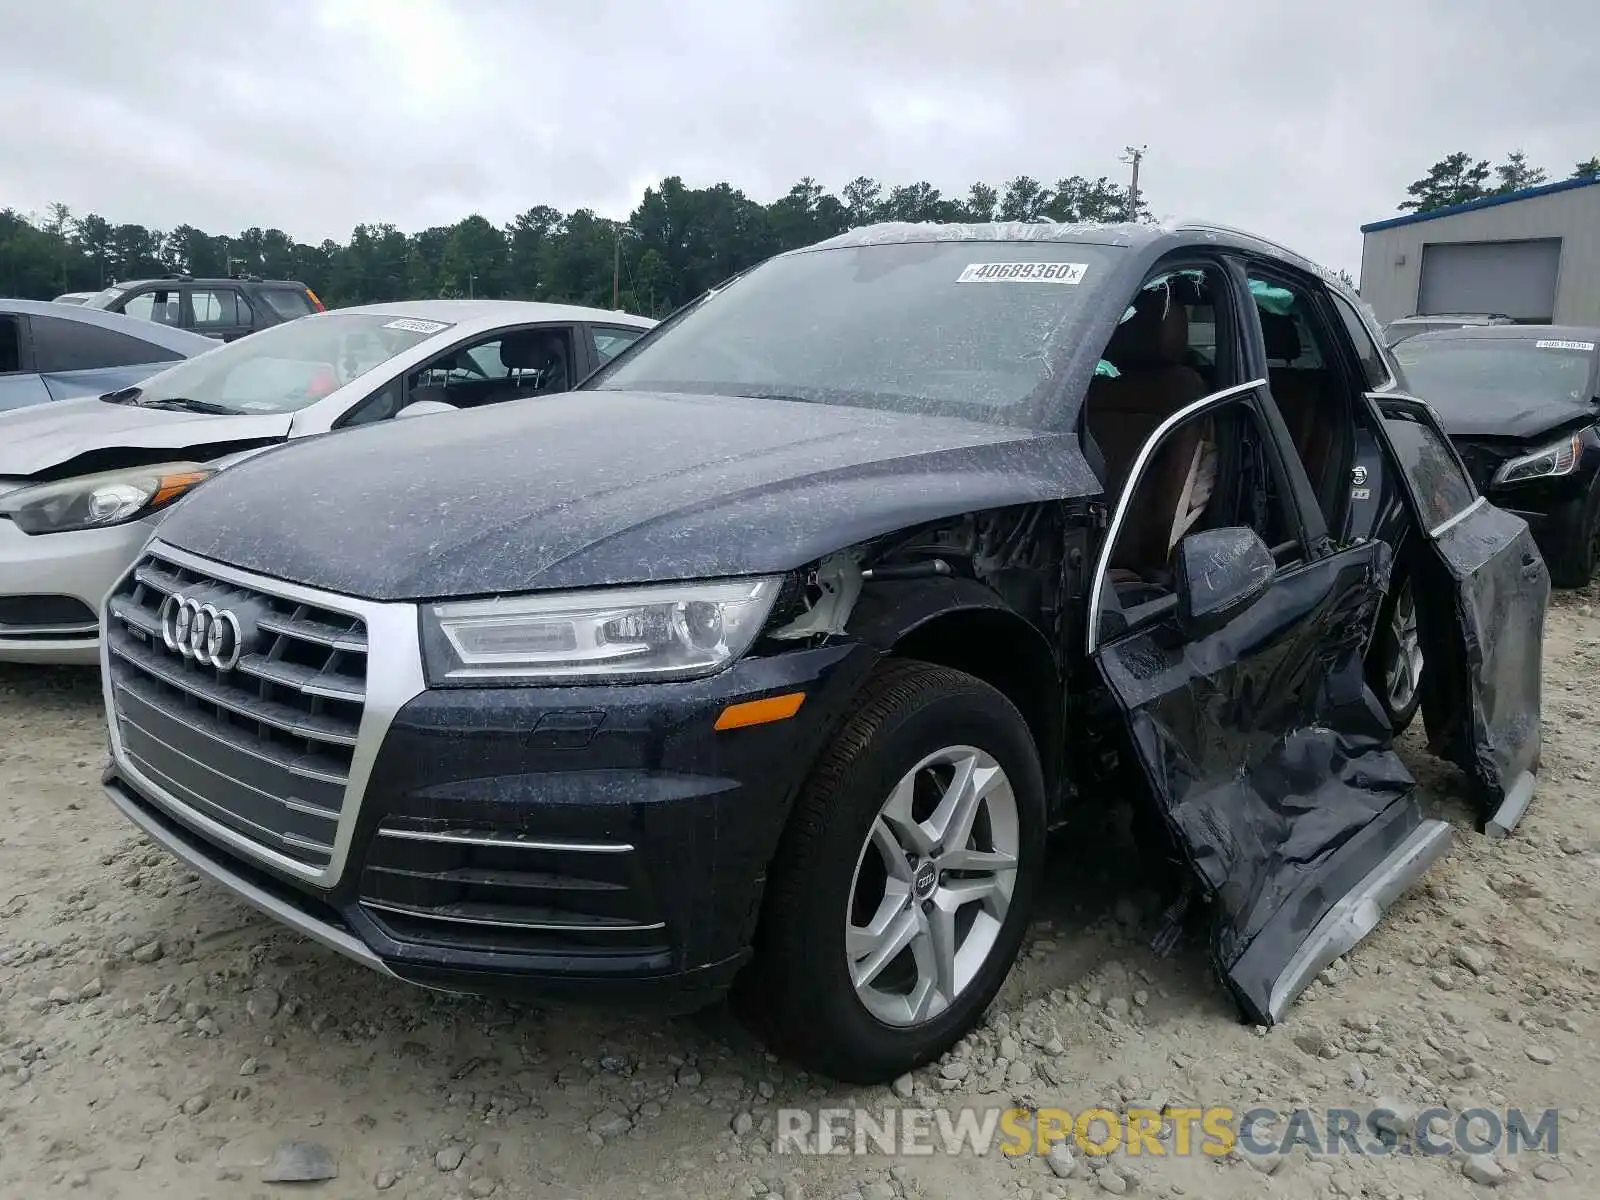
[1361, 172, 1600, 234]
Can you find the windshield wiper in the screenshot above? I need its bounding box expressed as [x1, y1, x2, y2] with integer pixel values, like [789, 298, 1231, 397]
[101, 386, 142, 404]
[137, 397, 236, 415]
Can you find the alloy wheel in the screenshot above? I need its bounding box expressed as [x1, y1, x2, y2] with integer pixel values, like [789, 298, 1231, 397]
[845, 745, 1019, 1027]
[1385, 580, 1425, 715]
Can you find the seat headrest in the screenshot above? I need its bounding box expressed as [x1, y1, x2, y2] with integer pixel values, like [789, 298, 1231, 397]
[1260, 311, 1302, 363]
[1106, 283, 1189, 367]
[499, 331, 564, 370]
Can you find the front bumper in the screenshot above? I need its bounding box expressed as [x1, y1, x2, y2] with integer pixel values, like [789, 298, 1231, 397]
[103, 542, 876, 1007]
[0, 515, 156, 664]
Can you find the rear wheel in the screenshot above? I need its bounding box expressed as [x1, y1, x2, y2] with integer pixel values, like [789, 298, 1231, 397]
[743, 660, 1046, 1082]
[1368, 569, 1424, 735]
[1545, 480, 1600, 589]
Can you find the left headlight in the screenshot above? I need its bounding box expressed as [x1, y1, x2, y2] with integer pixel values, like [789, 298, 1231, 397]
[422, 576, 783, 685]
[1491, 434, 1583, 486]
[0, 462, 215, 536]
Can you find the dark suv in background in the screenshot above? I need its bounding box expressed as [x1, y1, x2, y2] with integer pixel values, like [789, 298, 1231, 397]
[84, 274, 324, 342]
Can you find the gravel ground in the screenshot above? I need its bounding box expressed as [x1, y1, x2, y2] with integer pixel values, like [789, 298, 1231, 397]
[2, 592, 1597, 1200]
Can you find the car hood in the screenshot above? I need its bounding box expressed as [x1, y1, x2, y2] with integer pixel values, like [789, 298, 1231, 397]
[157, 390, 1100, 600]
[1428, 390, 1599, 440]
[0, 397, 292, 478]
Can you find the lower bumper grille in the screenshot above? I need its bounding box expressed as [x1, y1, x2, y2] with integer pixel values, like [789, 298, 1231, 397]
[359, 822, 668, 954]
[0, 594, 97, 639]
[105, 547, 371, 874]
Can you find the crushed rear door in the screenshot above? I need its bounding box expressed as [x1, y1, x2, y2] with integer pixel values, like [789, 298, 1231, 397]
[1365, 393, 1547, 836]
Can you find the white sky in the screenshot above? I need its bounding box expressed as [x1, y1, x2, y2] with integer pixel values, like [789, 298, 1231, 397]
[2, 0, 1594, 278]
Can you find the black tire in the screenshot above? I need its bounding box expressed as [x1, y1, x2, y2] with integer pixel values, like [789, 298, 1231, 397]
[1544, 480, 1600, 589]
[740, 659, 1047, 1083]
[1366, 564, 1423, 735]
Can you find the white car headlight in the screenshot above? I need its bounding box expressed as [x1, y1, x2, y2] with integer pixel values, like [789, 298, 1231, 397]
[1490, 434, 1583, 486]
[422, 577, 783, 685]
[0, 462, 215, 536]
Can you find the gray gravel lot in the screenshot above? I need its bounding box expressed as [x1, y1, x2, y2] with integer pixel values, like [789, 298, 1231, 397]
[2, 592, 1597, 1199]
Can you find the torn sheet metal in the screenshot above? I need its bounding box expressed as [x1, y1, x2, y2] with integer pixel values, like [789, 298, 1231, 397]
[1094, 541, 1425, 1024]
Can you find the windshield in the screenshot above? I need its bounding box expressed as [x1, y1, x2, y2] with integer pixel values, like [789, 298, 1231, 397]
[1394, 337, 1596, 408]
[589, 241, 1124, 426]
[121, 313, 452, 415]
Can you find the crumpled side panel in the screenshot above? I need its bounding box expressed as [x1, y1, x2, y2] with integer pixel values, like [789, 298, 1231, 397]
[1096, 541, 1419, 1022]
[1420, 503, 1547, 810]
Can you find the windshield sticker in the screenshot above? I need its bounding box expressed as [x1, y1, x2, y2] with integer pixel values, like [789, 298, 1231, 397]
[382, 318, 451, 334]
[957, 262, 1088, 285]
[1536, 339, 1595, 352]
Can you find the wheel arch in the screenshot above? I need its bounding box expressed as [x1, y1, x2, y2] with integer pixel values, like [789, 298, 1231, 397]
[847, 578, 1066, 811]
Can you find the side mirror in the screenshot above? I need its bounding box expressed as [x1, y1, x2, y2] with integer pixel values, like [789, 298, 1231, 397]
[1172, 526, 1275, 639]
[396, 399, 459, 420]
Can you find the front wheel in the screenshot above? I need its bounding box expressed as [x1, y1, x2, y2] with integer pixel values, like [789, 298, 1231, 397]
[742, 660, 1046, 1083]
[1544, 479, 1600, 589]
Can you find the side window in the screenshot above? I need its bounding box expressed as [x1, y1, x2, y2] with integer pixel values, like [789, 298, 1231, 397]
[339, 328, 577, 427]
[1083, 263, 1240, 501]
[1330, 293, 1392, 389]
[0, 315, 21, 373]
[1246, 272, 1355, 527]
[121, 289, 181, 326]
[1097, 391, 1301, 641]
[590, 325, 645, 364]
[190, 289, 247, 330]
[29, 316, 183, 372]
[1379, 407, 1477, 531]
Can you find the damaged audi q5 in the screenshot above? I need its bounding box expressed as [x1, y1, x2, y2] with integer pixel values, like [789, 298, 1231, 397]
[97, 221, 1548, 1083]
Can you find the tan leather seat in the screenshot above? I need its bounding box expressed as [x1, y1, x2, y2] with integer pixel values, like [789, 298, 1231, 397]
[1085, 285, 1210, 572]
[1260, 312, 1333, 499]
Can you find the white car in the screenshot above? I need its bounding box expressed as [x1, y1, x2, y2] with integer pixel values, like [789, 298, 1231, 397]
[0, 300, 653, 663]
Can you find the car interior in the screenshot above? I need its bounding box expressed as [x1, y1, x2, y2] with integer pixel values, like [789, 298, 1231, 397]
[338, 326, 578, 426]
[1082, 267, 1306, 624]
[407, 327, 575, 410]
[1249, 273, 1352, 534]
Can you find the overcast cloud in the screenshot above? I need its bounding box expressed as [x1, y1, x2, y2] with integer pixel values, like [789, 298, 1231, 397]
[2, 0, 1593, 277]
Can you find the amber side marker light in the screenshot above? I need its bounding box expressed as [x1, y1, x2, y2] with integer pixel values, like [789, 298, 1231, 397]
[151, 470, 213, 508]
[714, 692, 806, 731]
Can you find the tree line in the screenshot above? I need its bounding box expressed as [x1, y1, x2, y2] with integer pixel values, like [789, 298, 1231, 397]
[1400, 150, 1600, 213]
[0, 173, 1146, 317]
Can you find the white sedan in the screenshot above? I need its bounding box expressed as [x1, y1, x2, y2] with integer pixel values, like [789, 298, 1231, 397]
[0, 300, 653, 664]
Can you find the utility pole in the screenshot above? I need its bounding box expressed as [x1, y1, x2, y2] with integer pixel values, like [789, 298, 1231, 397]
[1121, 145, 1147, 221]
[612, 230, 623, 309]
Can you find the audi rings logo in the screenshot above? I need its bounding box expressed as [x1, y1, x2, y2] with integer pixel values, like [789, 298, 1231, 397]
[160, 593, 245, 670]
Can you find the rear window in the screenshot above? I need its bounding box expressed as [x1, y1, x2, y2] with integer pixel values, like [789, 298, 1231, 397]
[29, 315, 185, 372]
[258, 288, 316, 320]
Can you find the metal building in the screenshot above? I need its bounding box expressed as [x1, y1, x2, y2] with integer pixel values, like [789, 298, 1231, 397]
[1359, 174, 1600, 328]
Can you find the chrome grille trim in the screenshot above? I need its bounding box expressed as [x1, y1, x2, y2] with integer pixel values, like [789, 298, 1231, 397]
[360, 897, 666, 934]
[102, 540, 426, 888]
[375, 828, 635, 854]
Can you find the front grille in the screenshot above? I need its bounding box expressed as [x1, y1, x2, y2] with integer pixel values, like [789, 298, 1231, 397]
[358, 820, 668, 954]
[104, 549, 369, 872]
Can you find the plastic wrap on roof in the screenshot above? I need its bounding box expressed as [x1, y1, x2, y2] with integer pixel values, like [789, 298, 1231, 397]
[806, 220, 1156, 250]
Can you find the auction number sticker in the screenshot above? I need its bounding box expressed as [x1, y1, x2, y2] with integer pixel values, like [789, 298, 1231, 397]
[1536, 339, 1595, 351]
[383, 317, 452, 334]
[957, 262, 1088, 284]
